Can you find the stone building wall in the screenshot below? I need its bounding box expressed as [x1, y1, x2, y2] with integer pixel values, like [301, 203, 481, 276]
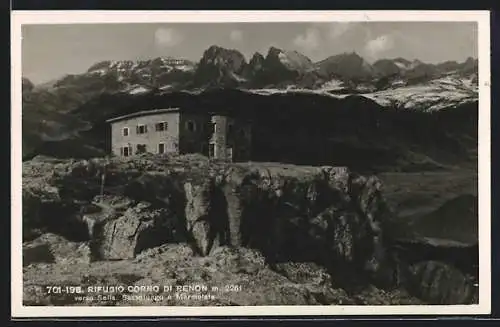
[209, 115, 252, 162]
[109, 111, 180, 157]
[178, 112, 211, 155]
[109, 110, 252, 162]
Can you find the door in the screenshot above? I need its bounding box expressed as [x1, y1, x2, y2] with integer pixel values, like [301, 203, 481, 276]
[209, 143, 215, 158]
[158, 143, 165, 154]
[122, 146, 130, 157]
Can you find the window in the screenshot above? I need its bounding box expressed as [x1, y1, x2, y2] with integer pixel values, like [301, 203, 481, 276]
[122, 127, 129, 136]
[120, 145, 132, 157]
[209, 143, 216, 158]
[136, 124, 147, 134]
[136, 144, 147, 154]
[186, 120, 196, 132]
[227, 123, 234, 136]
[155, 121, 168, 132]
[158, 143, 165, 154]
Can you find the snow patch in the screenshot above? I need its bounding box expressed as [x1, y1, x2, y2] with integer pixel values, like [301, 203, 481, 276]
[244, 73, 477, 111]
[362, 76, 477, 111]
[246, 87, 349, 99]
[159, 66, 174, 72]
[174, 64, 194, 72]
[128, 86, 151, 95]
[321, 79, 345, 91]
[394, 62, 408, 70]
[230, 73, 248, 83]
[88, 69, 107, 76]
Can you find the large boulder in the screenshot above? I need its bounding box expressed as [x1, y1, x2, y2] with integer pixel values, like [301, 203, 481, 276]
[78, 195, 133, 239]
[23, 233, 91, 266]
[92, 202, 185, 260]
[404, 260, 478, 304]
[308, 204, 394, 289]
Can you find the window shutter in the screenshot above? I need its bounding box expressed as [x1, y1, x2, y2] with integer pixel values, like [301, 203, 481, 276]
[136, 126, 139, 134]
[120, 147, 123, 156]
[144, 125, 148, 133]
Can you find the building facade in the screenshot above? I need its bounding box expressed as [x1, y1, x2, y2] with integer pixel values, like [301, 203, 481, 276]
[106, 108, 252, 162]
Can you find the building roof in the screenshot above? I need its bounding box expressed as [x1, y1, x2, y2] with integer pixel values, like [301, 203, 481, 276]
[106, 108, 181, 123]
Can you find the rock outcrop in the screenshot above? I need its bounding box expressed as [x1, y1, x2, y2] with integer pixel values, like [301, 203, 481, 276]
[21, 155, 478, 305]
[23, 156, 394, 283]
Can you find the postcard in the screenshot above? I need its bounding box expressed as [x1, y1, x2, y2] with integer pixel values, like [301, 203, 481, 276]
[11, 10, 491, 317]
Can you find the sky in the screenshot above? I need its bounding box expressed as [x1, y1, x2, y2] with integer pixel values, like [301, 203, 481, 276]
[21, 21, 478, 85]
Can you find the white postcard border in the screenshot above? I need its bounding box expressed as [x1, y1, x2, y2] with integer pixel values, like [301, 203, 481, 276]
[11, 10, 491, 318]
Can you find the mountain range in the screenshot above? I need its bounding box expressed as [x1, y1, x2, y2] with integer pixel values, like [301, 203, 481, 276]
[25, 45, 478, 110]
[21, 45, 479, 166]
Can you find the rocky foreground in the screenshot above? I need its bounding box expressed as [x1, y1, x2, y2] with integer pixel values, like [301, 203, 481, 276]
[22, 154, 478, 306]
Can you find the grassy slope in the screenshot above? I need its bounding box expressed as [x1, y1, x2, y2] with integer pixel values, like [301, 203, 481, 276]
[378, 168, 478, 243]
[379, 169, 477, 219]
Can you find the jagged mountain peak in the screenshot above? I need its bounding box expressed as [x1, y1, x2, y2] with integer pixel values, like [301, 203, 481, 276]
[22, 77, 34, 90]
[264, 46, 313, 72]
[267, 46, 283, 56]
[316, 51, 374, 81]
[202, 45, 246, 59]
[22, 77, 36, 95]
[462, 57, 478, 69]
[340, 51, 363, 59]
[86, 57, 195, 76]
[250, 51, 265, 61]
[410, 59, 424, 68]
[247, 52, 265, 72]
[464, 56, 477, 63]
[193, 45, 248, 87]
[30, 44, 478, 113]
[200, 45, 247, 66]
[373, 59, 403, 78]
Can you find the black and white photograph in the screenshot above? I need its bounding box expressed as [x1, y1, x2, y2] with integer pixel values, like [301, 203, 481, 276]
[11, 10, 491, 317]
